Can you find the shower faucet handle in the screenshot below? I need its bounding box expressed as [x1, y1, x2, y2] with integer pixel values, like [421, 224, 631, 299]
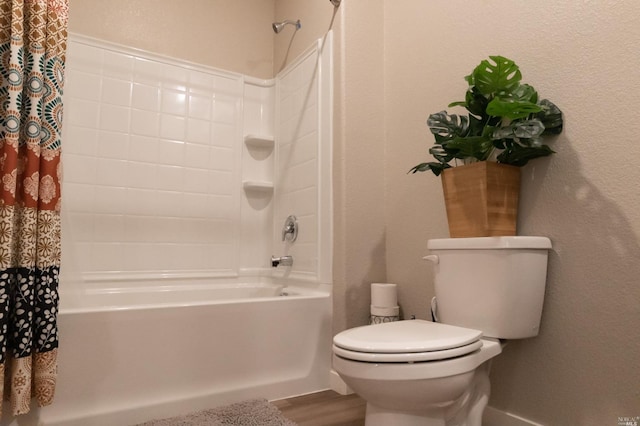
[282, 215, 298, 242]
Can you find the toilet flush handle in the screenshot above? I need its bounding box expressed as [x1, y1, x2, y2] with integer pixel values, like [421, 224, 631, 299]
[423, 255, 439, 322]
[431, 297, 439, 322]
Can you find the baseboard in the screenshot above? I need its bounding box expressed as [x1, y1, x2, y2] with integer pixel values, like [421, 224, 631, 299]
[483, 406, 544, 426]
[329, 369, 353, 395]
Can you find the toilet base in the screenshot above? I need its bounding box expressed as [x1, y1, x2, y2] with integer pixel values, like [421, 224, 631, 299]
[365, 404, 447, 426]
[362, 362, 492, 426]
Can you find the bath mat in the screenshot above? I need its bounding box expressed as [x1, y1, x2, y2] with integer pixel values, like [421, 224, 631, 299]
[135, 398, 298, 426]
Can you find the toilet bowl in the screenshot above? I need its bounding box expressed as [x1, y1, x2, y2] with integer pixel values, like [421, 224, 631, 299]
[333, 320, 502, 426]
[332, 237, 552, 426]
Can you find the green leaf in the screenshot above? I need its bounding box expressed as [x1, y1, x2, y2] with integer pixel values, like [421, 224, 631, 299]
[408, 162, 451, 176]
[464, 87, 490, 118]
[512, 84, 538, 104]
[468, 113, 486, 137]
[486, 97, 542, 120]
[536, 99, 563, 135]
[492, 138, 507, 150]
[427, 111, 470, 140]
[471, 56, 522, 96]
[492, 119, 545, 140]
[429, 145, 457, 163]
[446, 135, 494, 161]
[497, 144, 555, 167]
[513, 119, 545, 139]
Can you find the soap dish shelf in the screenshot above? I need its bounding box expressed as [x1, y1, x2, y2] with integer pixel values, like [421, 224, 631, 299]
[242, 180, 274, 192]
[244, 135, 275, 150]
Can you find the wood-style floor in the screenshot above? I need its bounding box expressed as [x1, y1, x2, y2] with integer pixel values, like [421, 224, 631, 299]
[273, 390, 366, 426]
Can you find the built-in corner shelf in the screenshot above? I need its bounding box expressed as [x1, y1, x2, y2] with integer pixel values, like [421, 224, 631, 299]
[243, 134, 274, 198]
[244, 134, 275, 150]
[242, 180, 274, 192]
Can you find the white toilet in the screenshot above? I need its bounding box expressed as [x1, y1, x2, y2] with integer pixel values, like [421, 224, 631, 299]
[332, 236, 552, 426]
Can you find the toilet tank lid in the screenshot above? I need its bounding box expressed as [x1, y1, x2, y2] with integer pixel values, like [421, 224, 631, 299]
[427, 236, 551, 250]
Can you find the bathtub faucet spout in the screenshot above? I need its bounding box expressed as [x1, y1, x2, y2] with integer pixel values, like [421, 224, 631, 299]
[271, 255, 293, 268]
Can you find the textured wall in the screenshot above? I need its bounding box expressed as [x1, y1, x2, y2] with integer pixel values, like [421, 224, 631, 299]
[68, 0, 275, 79]
[383, 1, 640, 424]
[273, 0, 337, 75]
[331, 2, 388, 333]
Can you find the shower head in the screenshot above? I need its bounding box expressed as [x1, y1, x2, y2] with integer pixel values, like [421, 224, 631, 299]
[329, 0, 341, 6]
[272, 19, 301, 34]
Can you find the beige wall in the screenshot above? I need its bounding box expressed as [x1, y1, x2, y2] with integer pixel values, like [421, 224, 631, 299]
[331, 1, 387, 332]
[382, 0, 640, 424]
[273, 0, 338, 74]
[68, 0, 275, 79]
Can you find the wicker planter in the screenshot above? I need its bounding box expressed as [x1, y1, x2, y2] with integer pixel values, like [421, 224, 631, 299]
[441, 162, 521, 237]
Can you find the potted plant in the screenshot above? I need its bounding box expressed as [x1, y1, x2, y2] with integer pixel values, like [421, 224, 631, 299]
[410, 55, 563, 237]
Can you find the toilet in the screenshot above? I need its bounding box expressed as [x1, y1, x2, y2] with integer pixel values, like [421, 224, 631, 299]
[332, 236, 552, 426]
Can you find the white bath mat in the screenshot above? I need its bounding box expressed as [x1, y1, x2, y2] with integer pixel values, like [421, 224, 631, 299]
[135, 398, 298, 426]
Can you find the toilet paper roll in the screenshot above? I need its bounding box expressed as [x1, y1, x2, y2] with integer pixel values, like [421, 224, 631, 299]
[371, 283, 398, 308]
[370, 305, 400, 317]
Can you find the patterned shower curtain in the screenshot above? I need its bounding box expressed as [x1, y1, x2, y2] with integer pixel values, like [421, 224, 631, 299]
[0, 0, 67, 417]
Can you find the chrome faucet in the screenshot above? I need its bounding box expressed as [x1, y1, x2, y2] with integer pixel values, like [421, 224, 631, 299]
[271, 255, 293, 267]
[282, 215, 298, 242]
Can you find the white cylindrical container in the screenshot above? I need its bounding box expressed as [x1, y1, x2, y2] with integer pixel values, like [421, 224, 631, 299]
[370, 305, 400, 316]
[371, 283, 398, 308]
[369, 307, 400, 323]
[370, 283, 399, 323]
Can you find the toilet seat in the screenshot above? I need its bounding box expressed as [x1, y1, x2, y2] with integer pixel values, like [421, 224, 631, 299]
[333, 340, 483, 362]
[333, 320, 483, 363]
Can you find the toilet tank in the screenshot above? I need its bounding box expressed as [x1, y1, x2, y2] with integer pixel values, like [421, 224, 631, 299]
[425, 236, 552, 339]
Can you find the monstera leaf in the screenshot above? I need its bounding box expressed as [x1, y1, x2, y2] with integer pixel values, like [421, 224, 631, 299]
[449, 87, 490, 119]
[536, 99, 563, 135]
[429, 144, 457, 163]
[511, 84, 538, 104]
[486, 83, 542, 120]
[512, 119, 546, 139]
[493, 119, 546, 140]
[408, 161, 451, 176]
[497, 143, 554, 166]
[446, 136, 494, 162]
[486, 97, 542, 120]
[427, 111, 470, 141]
[470, 56, 522, 96]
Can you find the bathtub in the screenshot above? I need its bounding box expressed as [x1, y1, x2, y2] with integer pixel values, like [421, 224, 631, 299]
[28, 281, 332, 426]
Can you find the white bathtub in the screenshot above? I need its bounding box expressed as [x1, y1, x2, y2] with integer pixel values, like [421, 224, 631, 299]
[26, 281, 332, 426]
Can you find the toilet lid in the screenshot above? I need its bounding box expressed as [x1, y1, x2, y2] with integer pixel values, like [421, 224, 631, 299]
[333, 320, 482, 354]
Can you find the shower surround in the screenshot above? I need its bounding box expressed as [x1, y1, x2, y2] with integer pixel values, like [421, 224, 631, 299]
[33, 33, 334, 426]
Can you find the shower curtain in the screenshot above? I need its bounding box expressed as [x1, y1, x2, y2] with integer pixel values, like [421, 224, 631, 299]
[0, 0, 67, 417]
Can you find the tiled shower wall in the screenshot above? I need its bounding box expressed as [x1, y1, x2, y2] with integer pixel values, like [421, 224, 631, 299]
[61, 34, 330, 289]
[273, 40, 332, 284]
